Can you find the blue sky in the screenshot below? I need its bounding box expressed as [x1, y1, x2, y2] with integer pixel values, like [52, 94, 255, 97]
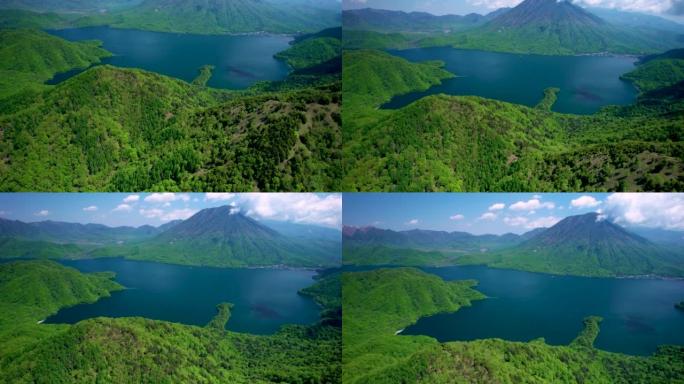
[343, 193, 684, 234]
[342, 0, 684, 20]
[0, 193, 342, 229]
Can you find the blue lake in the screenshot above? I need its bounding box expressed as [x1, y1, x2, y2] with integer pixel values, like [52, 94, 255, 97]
[45, 258, 321, 334]
[383, 47, 638, 114]
[47, 26, 292, 89]
[402, 266, 684, 356]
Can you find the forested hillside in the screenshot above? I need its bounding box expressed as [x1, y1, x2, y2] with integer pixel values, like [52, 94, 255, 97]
[342, 49, 684, 192]
[0, 27, 341, 192]
[0, 260, 341, 383]
[0, 0, 339, 34]
[342, 268, 684, 383]
[0, 29, 110, 99]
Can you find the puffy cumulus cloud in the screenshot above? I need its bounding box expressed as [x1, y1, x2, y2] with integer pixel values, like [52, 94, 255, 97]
[570, 195, 602, 208]
[144, 193, 190, 204]
[113, 204, 132, 212]
[504, 215, 561, 229]
[205, 193, 235, 201]
[139, 208, 197, 222]
[34, 210, 49, 217]
[468, 0, 677, 15]
[488, 203, 505, 211]
[509, 199, 555, 211]
[123, 194, 140, 203]
[478, 212, 497, 221]
[237, 193, 342, 228]
[405, 219, 419, 225]
[82, 205, 98, 212]
[575, 0, 674, 14]
[449, 214, 465, 220]
[603, 193, 684, 229]
[468, 0, 522, 9]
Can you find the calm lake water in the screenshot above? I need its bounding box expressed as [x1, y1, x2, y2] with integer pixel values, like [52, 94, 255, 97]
[402, 266, 684, 356]
[47, 26, 292, 89]
[45, 258, 320, 334]
[383, 47, 638, 114]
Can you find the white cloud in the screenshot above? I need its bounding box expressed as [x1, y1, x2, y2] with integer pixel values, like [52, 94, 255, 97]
[205, 193, 235, 201]
[405, 219, 419, 225]
[488, 203, 505, 211]
[144, 193, 190, 204]
[34, 210, 49, 217]
[83, 206, 98, 212]
[527, 216, 561, 229]
[238, 193, 342, 228]
[478, 212, 497, 221]
[449, 214, 465, 220]
[467, 0, 521, 10]
[504, 215, 560, 229]
[603, 193, 684, 230]
[510, 199, 555, 211]
[139, 208, 197, 221]
[571, 195, 602, 208]
[123, 194, 140, 203]
[113, 204, 132, 212]
[468, 0, 676, 14]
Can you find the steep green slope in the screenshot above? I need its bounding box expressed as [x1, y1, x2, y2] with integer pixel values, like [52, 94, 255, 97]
[0, 261, 341, 383]
[459, 213, 684, 277]
[342, 49, 684, 192]
[0, 28, 110, 98]
[0, 260, 122, 355]
[276, 36, 341, 70]
[0, 63, 341, 191]
[622, 49, 684, 93]
[342, 267, 684, 384]
[343, 49, 453, 111]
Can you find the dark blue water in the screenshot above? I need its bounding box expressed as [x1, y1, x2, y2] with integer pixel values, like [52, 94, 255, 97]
[47, 26, 292, 89]
[45, 258, 320, 334]
[383, 47, 638, 114]
[401, 266, 684, 356]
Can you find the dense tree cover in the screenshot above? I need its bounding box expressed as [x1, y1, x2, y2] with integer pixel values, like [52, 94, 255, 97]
[621, 49, 684, 93]
[191, 65, 215, 87]
[342, 267, 684, 384]
[343, 244, 455, 266]
[342, 49, 684, 191]
[0, 260, 122, 355]
[0, 0, 339, 35]
[275, 37, 341, 70]
[0, 28, 110, 99]
[206, 302, 233, 331]
[0, 60, 341, 191]
[0, 260, 341, 383]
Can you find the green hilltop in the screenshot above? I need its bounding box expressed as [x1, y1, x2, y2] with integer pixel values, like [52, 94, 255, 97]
[0, 28, 341, 192]
[342, 48, 684, 192]
[342, 268, 684, 383]
[0, 260, 341, 383]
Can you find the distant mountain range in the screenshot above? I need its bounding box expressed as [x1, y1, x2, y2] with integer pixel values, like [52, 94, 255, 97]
[343, 8, 499, 33]
[0, 206, 341, 268]
[343, 0, 683, 54]
[343, 213, 684, 277]
[0, 0, 341, 34]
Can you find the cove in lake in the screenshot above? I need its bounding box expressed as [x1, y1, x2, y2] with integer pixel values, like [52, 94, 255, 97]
[383, 47, 638, 114]
[45, 258, 320, 335]
[47, 26, 292, 89]
[402, 266, 684, 356]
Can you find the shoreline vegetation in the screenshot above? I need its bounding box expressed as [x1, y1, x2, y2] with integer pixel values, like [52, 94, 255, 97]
[0, 259, 342, 382]
[343, 267, 684, 383]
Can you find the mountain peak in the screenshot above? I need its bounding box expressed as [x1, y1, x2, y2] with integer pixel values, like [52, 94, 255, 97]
[157, 206, 279, 240]
[489, 0, 604, 28]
